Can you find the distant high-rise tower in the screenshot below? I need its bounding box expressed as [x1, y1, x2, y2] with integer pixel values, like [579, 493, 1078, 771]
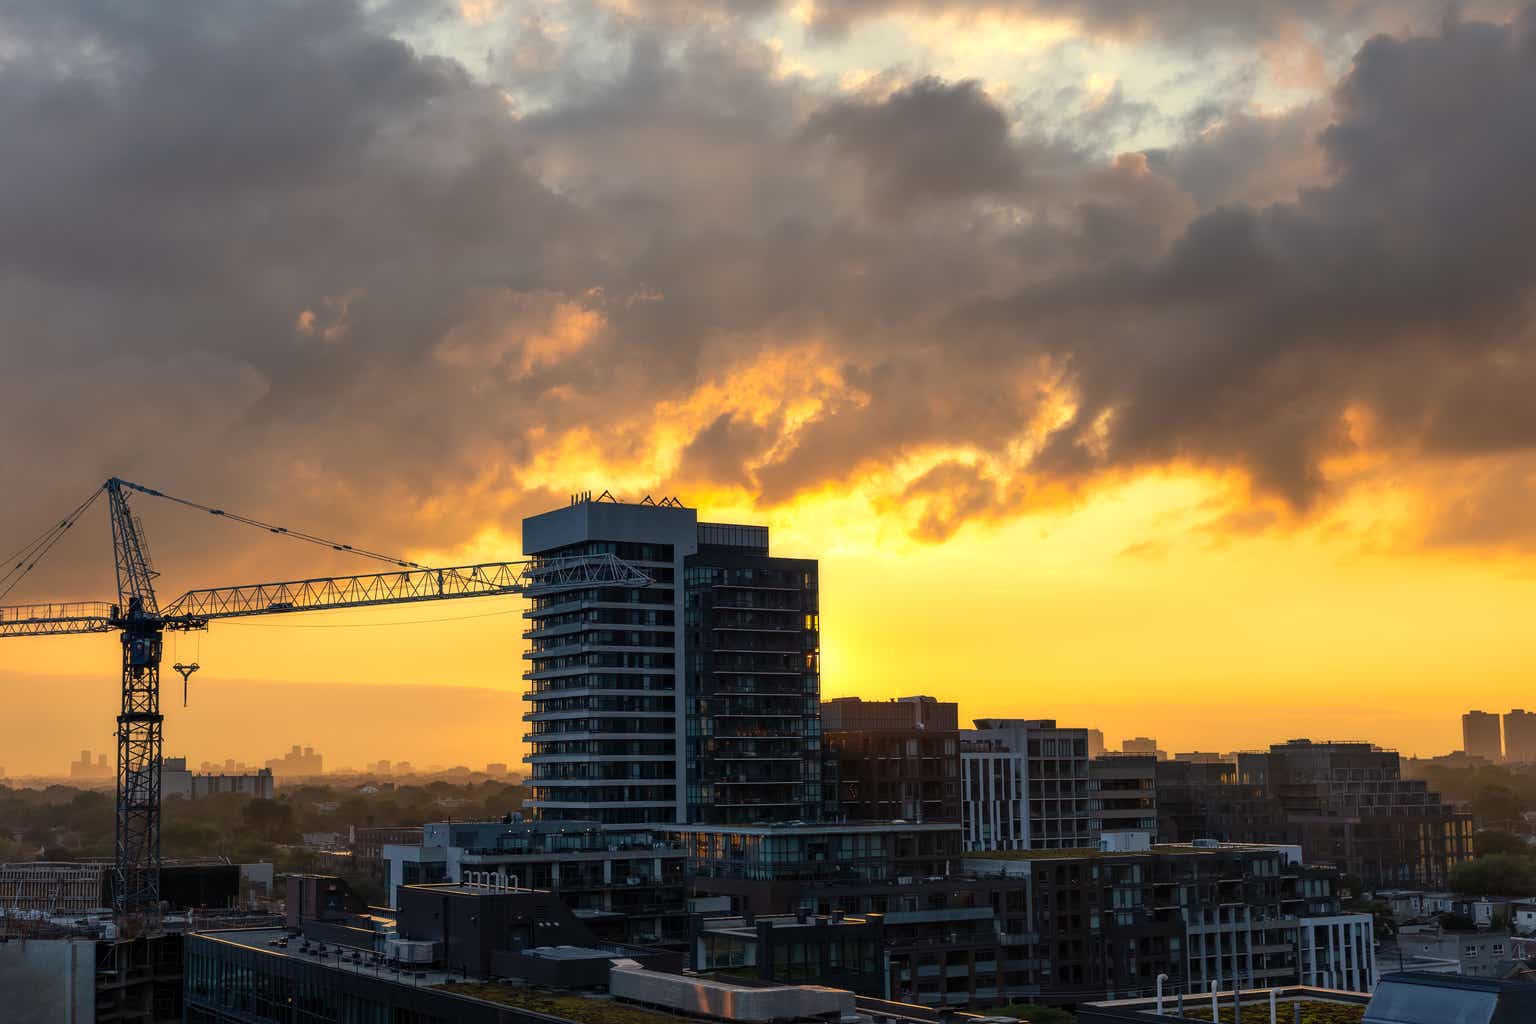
[1503, 710, 1536, 764]
[1086, 729, 1105, 759]
[1462, 711, 1503, 762]
[1122, 736, 1167, 761]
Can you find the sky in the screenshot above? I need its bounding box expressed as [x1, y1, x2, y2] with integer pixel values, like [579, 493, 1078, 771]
[4, 0, 1536, 774]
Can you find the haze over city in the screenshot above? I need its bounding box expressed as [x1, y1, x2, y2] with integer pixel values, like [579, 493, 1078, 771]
[8, 0, 1536, 772]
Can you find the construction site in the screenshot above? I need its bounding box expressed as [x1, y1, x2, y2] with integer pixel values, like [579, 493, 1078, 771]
[0, 478, 647, 1022]
[0, 860, 280, 1021]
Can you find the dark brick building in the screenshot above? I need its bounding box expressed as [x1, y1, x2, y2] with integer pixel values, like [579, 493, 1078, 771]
[823, 695, 961, 823]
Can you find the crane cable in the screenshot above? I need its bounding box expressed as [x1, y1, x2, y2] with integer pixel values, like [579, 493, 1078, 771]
[0, 486, 105, 603]
[118, 481, 426, 571]
[215, 605, 524, 629]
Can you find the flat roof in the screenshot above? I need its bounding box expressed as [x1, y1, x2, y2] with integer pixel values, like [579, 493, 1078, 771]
[435, 980, 706, 1024]
[964, 842, 1298, 862]
[700, 915, 874, 936]
[403, 882, 544, 896]
[668, 822, 960, 836]
[519, 945, 635, 961]
[191, 928, 467, 990]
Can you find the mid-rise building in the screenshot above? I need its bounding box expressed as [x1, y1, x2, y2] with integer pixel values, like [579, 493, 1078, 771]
[673, 821, 963, 916]
[381, 819, 688, 944]
[1463, 711, 1504, 762]
[522, 496, 820, 826]
[963, 844, 1376, 1002]
[162, 757, 276, 800]
[1155, 759, 1292, 846]
[1121, 737, 1167, 760]
[1263, 740, 1473, 887]
[1503, 709, 1536, 763]
[823, 695, 960, 823]
[186, 879, 685, 1023]
[961, 719, 1093, 851]
[1089, 754, 1158, 835]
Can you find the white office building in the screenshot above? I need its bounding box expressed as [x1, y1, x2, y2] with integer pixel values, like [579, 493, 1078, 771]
[961, 718, 1093, 850]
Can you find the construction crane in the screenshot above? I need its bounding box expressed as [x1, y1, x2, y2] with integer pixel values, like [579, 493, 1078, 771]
[0, 477, 649, 922]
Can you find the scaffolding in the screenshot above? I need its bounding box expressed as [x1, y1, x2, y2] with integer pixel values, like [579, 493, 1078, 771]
[0, 861, 112, 915]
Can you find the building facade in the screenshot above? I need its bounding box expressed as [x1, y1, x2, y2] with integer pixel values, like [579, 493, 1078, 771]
[162, 757, 276, 800]
[381, 819, 688, 944]
[963, 845, 1376, 1002]
[1121, 738, 1167, 761]
[1263, 740, 1474, 887]
[522, 497, 819, 826]
[672, 821, 964, 915]
[685, 523, 822, 824]
[961, 719, 1093, 851]
[1503, 710, 1536, 764]
[1463, 711, 1504, 762]
[1090, 755, 1158, 836]
[823, 696, 961, 824]
[1154, 760, 1293, 846]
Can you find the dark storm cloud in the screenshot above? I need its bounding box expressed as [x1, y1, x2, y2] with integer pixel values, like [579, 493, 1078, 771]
[948, 9, 1536, 514]
[6, 0, 1536, 585]
[805, 78, 1031, 210]
[602, 0, 1522, 47]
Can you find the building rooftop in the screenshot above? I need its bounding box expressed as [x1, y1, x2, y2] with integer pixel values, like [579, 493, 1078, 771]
[669, 821, 960, 836]
[191, 929, 677, 1021]
[964, 842, 1302, 862]
[432, 980, 707, 1024]
[406, 882, 543, 897]
[699, 913, 875, 936]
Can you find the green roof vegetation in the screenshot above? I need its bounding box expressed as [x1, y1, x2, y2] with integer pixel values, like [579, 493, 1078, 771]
[1180, 1000, 1364, 1023]
[435, 982, 696, 1024]
[963, 844, 1279, 861]
[986, 1003, 1076, 1022]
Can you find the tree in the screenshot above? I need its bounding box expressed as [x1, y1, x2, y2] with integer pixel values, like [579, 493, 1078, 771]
[1438, 912, 1478, 932]
[242, 799, 299, 843]
[1472, 785, 1524, 828]
[1474, 830, 1533, 857]
[1448, 854, 1536, 897]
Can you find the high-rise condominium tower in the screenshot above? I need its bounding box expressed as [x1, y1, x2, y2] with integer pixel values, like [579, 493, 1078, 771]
[522, 496, 820, 826]
[1462, 710, 1503, 762]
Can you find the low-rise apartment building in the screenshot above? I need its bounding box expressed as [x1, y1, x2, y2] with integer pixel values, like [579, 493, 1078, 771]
[382, 818, 688, 944]
[1397, 923, 1514, 977]
[961, 842, 1375, 1003]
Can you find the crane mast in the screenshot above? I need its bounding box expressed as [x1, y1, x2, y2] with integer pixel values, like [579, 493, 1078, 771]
[107, 480, 167, 915]
[0, 478, 650, 923]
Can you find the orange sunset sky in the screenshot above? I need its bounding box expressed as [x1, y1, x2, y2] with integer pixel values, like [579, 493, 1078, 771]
[5, 0, 1536, 773]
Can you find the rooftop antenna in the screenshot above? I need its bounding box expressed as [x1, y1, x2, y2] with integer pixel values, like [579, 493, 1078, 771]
[172, 662, 199, 707]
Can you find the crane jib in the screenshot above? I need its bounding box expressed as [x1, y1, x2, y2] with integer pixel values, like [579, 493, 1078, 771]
[0, 477, 652, 923]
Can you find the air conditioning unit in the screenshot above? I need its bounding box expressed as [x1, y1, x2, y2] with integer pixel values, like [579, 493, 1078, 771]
[385, 939, 439, 964]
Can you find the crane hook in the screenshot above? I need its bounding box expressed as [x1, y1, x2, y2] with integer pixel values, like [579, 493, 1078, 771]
[172, 662, 200, 707]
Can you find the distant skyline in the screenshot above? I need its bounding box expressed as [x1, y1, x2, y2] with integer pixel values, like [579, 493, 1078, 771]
[7, 2, 1536, 771]
[0, 662, 1513, 776]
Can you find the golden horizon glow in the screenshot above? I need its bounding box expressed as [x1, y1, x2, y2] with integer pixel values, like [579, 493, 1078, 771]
[5, 463, 1533, 775]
